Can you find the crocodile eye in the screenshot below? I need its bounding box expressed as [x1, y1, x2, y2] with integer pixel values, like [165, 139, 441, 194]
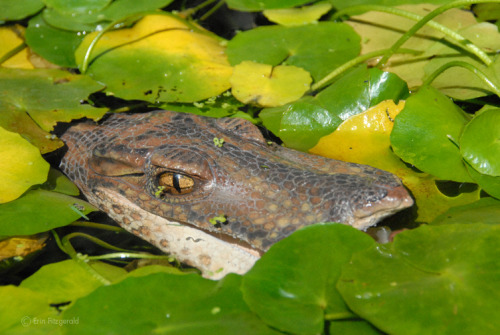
[157, 172, 194, 195]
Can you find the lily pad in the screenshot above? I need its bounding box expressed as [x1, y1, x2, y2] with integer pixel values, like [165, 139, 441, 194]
[0, 0, 45, 21]
[0, 285, 54, 334]
[431, 197, 500, 225]
[0, 189, 97, 236]
[226, 0, 310, 11]
[263, 1, 332, 26]
[0, 68, 107, 132]
[242, 224, 375, 334]
[0, 108, 64, 154]
[390, 86, 472, 182]
[75, 14, 233, 103]
[460, 108, 500, 177]
[260, 66, 409, 151]
[62, 273, 280, 335]
[20, 260, 127, 304]
[230, 61, 311, 107]
[44, 0, 111, 15]
[0, 127, 49, 203]
[227, 22, 360, 82]
[337, 223, 500, 335]
[466, 163, 500, 199]
[346, 5, 478, 89]
[25, 13, 84, 67]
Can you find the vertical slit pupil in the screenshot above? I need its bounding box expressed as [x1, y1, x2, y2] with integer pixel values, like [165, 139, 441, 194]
[173, 173, 182, 193]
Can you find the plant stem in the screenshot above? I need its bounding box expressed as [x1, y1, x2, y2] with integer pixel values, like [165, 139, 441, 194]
[375, 0, 500, 67]
[0, 42, 26, 65]
[333, 3, 494, 67]
[311, 48, 419, 91]
[421, 60, 500, 97]
[199, 0, 225, 21]
[70, 221, 125, 232]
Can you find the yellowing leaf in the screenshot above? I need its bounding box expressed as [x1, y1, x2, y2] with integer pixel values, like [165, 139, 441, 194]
[263, 1, 332, 26]
[310, 100, 480, 222]
[76, 14, 233, 103]
[0, 234, 47, 262]
[230, 61, 311, 107]
[0, 127, 49, 203]
[0, 25, 34, 69]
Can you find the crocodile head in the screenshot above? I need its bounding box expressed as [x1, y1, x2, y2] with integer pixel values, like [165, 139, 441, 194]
[61, 110, 413, 277]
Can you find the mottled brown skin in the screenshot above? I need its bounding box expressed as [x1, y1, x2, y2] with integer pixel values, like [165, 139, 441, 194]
[61, 110, 413, 252]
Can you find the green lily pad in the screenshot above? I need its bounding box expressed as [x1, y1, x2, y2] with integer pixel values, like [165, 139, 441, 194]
[261, 97, 341, 151]
[0, 189, 97, 236]
[44, 0, 111, 15]
[227, 22, 360, 82]
[20, 260, 127, 304]
[25, 13, 84, 67]
[62, 273, 280, 335]
[390, 86, 472, 182]
[337, 223, 500, 335]
[431, 197, 500, 225]
[0, 127, 49, 203]
[466, 163, 500, 199]
[230, 61, 311, 107]
[41, 0, 174, 32]
[460, 109, 500, 177]
[75, 14, 233, 103]
[263, 1, 332, 26]
[226, 0, 310, 11]
[260, 66, 409, 151]
[0, 68, 107, 132]
[242, 224, 375, 334]
[0, 285, 55, 334]
[0, 0, 45, 21]
[329, 320, 383, 335]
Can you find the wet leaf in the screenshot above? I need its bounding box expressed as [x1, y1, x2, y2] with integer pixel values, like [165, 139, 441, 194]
[261, 66, 408, 151]
[40, 168, 80, 196]
[263, 1, 332, 26]
[25, 14, 83, 67]
[44, 0, 111, 15]
[0, 68, 107, 132]
[242, 224, 375, 334]
[390, 86, 472, 182]
[310, 100, 481, 223]
[431, 197, 500, 225]
[230, 61, 311, 107]
[227, 22, 360, 82]
[20, 260, 127, 304]
[329, 320, 383, 335]
[0, 189, 97, 236]
[0, 0, 45, 21]
[75, 14, 232, 103]
[0, 25, 33, 69]
[226, 0, 310, 11]
[0, 127, 49, 203]
[62, 273, 279, 335]
[460, 109, 500, 177]
[338, 223, 500, 335]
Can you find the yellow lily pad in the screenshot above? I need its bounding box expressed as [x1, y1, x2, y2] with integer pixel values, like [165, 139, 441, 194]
[310, 100, 480, 222]
[0, 127, 49, 203]
[263, 1, 332, 26]
[76, 14, 233, 103]
[0, 25, 33, 69]
[230, 61, 311, 107]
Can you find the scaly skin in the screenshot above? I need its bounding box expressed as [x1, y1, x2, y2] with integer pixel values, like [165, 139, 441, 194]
[61, 110, 413, 253]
